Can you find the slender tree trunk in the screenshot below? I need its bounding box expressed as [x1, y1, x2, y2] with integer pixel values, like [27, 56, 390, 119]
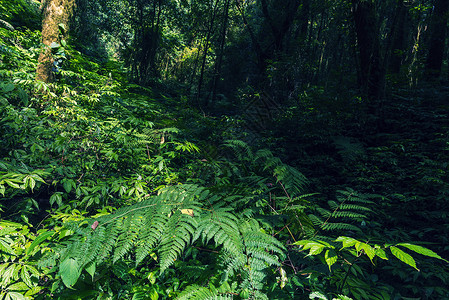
[389, 0, 407, 74]
[351, 0, 385, 102]
[36, 0, 75, 83]
[197, 0, 220, 104]
[235, 0, 267, 74]
[211, 0, 231, 104]
[425, 0, 449, 79]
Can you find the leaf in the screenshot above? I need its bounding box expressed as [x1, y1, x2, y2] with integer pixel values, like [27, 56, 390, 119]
[49, 193, 62, 207]
[58, 23, 66, 34]
[397, 243, 448, 262]
[85, 262, 96, 280]
[325, 249, 338, 270]
[180, 209, 194, 216]
[279, 267, 287, 289]
[25, 231, 54, 256]
[59, 258, 80, 287]
[25, 176, 36, 192]
[5, 292, 25, 300]
[390, 246, 418, 271]
[3, 83, 15, 93]
[358, 242, 375, 262]
[20, 266, 32, 288]
[63, 180, 73, 193]
[0, 238, 14, 255]
[336, 236, 359, 249]
[50, 42, 61, 49]
[7, 282, 28, 291]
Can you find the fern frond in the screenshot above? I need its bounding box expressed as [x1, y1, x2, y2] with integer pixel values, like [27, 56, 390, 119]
[223, 139, 253, 161]
[177, 284, 233, 300]
[159, 210, 197, 272]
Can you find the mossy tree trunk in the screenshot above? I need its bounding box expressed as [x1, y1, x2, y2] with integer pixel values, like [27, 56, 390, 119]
[36, 0, 75, 83]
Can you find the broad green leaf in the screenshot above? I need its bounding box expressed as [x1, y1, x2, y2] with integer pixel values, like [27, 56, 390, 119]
[390, 246, 418, 271]
[24, 176, 35, 192]
[309, 291, 327, 299]
[359, 243, 375, 262]
[3, 84, 15, 93]
[336, 236, 358, 249]
[49, 193, 62, 207]
[25, 231, 54, 256]
[85, 262, 96, 280]
[58, 23, 66, 34]
[59, 258, 80, 287]
[63, 180, 72, 193]
[397, 243, 448, 262]
[374, 248, 388, 260]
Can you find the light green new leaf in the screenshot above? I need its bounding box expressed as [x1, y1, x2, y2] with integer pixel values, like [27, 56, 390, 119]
[20, 266, 32, 288]
[325, 249, 338, 270]
[59, 258, 80, 287]
[6, 291, 25, 300]
[390, 246, 418, 271]
[336, 236, 359, 249]
[397, 243, 448, 262]
[0, 238, 14, 255]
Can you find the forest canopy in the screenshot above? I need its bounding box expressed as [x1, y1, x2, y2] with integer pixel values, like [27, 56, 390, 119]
[1, 0, 449, 299]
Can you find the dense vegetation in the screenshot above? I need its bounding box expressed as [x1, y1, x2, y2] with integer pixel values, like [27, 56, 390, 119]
[1, 0, 449, 299]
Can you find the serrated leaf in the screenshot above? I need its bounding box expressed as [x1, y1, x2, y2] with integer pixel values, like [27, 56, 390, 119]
[397, 243, 448, 262]
[390, 246, 418, 271]
[59, 258, 80, 287]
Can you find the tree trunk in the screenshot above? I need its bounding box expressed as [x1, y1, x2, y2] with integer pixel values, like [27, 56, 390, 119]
[351, 0, 385, 102]
[197, 0, 220, 105]
[425, 0, 449, 79]
[211, 0, 231, 104]
[36, 0, 75, 83]
[389, 0, 408, 74]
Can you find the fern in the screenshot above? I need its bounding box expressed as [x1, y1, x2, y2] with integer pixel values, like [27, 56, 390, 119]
[47, 183, 286, 296]
[309, 188, 377, 234]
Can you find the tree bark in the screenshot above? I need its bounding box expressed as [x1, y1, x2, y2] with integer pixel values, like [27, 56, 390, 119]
[36, 0, 75, 83]
[389, 0, 408, 74]
[351, 0, 385, 101]
[425, 0, 449, 79]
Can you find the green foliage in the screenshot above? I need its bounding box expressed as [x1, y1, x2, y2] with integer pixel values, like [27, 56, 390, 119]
[308, 189, 377, 234]
[0, 221, 53, 299]
[2, 3, 449, 300]
[40, 184, 286, 298]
